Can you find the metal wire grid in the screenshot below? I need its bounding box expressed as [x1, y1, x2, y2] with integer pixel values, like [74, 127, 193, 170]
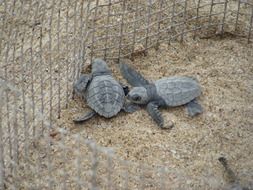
[0, 0, 253, 189]
[0, 81, 202, 189]
[86, 0, 253, 61]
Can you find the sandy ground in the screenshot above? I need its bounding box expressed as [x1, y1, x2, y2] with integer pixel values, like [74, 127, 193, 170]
[57, 36, 253, 189]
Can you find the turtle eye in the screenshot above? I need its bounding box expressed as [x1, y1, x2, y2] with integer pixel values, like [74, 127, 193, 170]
[132, 95, 141, 101]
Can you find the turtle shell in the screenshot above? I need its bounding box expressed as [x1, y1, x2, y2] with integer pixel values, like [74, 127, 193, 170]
[155, 76, 201, 107]
[86, 75, 125, 118]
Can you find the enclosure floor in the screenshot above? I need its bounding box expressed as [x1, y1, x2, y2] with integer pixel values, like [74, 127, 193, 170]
[60, 37, 253, 189]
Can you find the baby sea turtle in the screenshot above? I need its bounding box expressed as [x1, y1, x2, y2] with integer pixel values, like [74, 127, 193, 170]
[119, 60, 203, 129]
[73, 58, 138, 123]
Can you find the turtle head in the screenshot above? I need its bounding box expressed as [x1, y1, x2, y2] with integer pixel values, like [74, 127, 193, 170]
[127, 87, 149, 104]
[92, 58, 110, 73]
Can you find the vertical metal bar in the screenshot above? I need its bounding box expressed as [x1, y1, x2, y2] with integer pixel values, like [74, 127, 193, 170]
[20, 1, 29, 160]
[10, 6, 19, 183]
[46, 134, 53, 189]
[30, 1, 43, 183]
[10, 2, 17, 84]
[34, 2, 45, 188]
[5, 91, 12, 168]
[123, 161, 129, 190]
[0, 1, 9, 67]
[221, 0, 228, 35]
[9, 49, 17, 190]
[19, 4, 33, 186]
[107, 152, 113, 190]
[81, 0, 92, 69]
[90, 142, 98, 190]
[131, 0, 139, 57]
[3, 0, 17, 170]
[248, 6, 253, 43]
[0, 0, 8, 56]
[144, 0, 152, 53]
[4, 0, 12, 79]
[90, 0, 100, 62]
[180, 0, 188, 42]
[208, 0, 214, 27]
[39, 5, 46, 136]
[48, 0, 56, 128]
[194, 0, 201, 39]
[76, 134, 81, 190]
[77, 0, 85, 79]
[19, 1, 25, 15]
[138, 163, 144, 190]
[118, 0, 126, 61]
[71, 0, 80, 83]
[104, 0, 112, 60]
[11, 28, 17, 84]
[12, 80, 18, 189]
[47, 0, 56, 188]
[156, 0, 164, 48]
[235, 0, 241, 31]
[0, 88, 5, 190]
[12, 0, 17, 15]
[57, 0, 63, 119]
[11, 31, 19, 178]
[60, 130, 67, 190]
[30, 1, 40, 138]
[4, 19, 12, 170]
[169, 0, 176, 44]
[65, 0, 71, 106]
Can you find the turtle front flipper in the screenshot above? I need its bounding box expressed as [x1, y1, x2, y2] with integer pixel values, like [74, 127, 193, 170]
[73, 74, 92, 99]
[122, 102, 141, 113]
[186, 99, 203, 117]
[73, 110, 96, 123]
[119, 82, 130, 96]
[119, 60, 150, 87]
[147, 102, 173, 129]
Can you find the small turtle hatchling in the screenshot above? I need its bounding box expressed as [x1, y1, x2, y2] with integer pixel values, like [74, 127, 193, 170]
[119, 60, 203, 129]
[73, 58, 139, 123]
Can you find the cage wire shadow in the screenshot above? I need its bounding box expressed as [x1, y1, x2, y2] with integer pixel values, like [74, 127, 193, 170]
[0, 0, 253, 189]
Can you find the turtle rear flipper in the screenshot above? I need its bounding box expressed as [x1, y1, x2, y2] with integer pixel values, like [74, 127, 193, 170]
[186, 99, 203, 117]
[147, 102, 173, 129]
[73, 110, 96, 123]
[122, 102, 140, 113]
[119, 61, 150, 87]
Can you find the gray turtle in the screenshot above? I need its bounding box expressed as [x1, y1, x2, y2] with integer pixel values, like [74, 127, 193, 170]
[73, 58, 138, 123]
[119, 60, 203, 129]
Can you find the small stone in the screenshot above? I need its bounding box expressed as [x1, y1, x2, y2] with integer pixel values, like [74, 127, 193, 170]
[163, 120, 174, 129]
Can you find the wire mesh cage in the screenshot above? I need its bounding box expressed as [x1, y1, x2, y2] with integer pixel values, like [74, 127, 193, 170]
[0, 0, 253, 189]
